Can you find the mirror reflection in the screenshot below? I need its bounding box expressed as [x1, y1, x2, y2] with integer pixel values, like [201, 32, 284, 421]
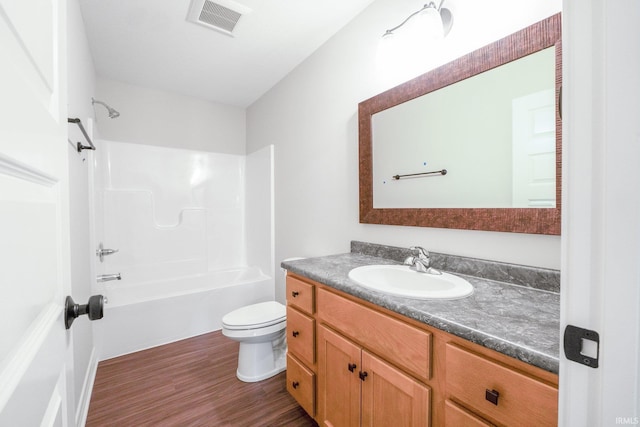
[358, 13, 561, 234]
[372, 47, 556, 209]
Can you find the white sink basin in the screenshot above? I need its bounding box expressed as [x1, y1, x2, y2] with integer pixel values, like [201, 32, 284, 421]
[348, 265, 474, 300]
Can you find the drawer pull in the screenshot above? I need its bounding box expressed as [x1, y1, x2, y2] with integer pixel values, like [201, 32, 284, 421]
[292, 291, 300, 297]
[292, 381, 300, 389]
[348, 363, 357, 372]
[292, 331, 300, 337]
[485, 389, 500, 405]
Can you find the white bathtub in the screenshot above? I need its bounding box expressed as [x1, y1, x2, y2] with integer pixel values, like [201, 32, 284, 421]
[94, 267, 275, 360]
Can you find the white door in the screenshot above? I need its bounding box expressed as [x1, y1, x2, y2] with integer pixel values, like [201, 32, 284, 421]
[511, 89, 556, 208]
[0, 1, 73, 426]
[560, 1, 640, 426]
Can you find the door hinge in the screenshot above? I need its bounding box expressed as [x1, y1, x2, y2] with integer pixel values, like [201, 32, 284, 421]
[564, 325, 600, 368]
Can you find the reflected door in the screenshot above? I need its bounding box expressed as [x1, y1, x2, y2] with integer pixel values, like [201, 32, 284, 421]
[512, 89, 556, 208]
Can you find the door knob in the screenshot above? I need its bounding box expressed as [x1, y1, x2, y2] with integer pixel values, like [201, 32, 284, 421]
[65, 295, 104, 329]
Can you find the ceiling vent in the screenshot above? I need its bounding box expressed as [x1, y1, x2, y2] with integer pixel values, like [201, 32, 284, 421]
[186, 0, 252, 36]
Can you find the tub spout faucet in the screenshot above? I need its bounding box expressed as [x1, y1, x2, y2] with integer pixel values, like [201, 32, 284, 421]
[404, 246, 441, 275]
[97, 273, 122, 282]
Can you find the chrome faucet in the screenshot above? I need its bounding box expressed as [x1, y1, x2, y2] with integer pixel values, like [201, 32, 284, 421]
[97, 273, 121, 282]
[96, 243, 119, 262]
[404, 246, 441, 275]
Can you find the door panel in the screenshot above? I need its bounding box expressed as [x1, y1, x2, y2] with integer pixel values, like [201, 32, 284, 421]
[0, 0, 71, 425]
[318, 326, 361, 427]
[361, 350, 430, 427]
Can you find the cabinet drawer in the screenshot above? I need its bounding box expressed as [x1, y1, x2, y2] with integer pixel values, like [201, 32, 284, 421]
[286, 275, 315, 314]
[317, 288, 431, 381]
[287, 306, 315, 365]
[445, 400, 494, 427]
[287, 354, 315, 417]
[446, 343, 558, 427]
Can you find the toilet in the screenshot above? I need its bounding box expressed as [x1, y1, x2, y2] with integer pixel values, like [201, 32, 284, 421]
[222, 301, 287, 382]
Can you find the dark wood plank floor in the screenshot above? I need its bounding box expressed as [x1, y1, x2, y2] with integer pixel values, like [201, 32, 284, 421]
[86, 330, 317, 427]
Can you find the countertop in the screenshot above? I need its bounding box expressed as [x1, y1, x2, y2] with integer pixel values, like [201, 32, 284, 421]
[281, 252, 560, 374]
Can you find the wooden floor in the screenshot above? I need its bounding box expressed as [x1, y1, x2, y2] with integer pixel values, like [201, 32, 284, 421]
[86, 331, 317, 427]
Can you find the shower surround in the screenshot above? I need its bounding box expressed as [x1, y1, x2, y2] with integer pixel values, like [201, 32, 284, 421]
[92, 140, 274, 359]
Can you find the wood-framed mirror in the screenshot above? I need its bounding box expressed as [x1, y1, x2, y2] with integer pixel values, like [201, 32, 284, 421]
[358, 14, 561, 235]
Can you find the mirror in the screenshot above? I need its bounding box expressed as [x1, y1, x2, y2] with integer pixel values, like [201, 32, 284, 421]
[358, 14, 561, 234]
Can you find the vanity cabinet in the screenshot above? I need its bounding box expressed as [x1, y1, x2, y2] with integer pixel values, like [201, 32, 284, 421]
[318, 324, 430, 427]
[285, 275, 316, 417]
[444, 400, 495, 427]
[285, 272, 559, 426]
[445, 343, 558, 426]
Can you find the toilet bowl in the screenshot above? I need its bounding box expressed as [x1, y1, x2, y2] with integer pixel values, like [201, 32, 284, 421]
[222, 301, 287, 382]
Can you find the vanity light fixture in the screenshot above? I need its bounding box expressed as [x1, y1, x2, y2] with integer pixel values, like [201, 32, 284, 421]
[381, 1, 453, 41]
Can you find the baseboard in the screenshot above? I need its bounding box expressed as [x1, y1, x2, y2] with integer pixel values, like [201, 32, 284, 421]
[75, 347, 98, 427]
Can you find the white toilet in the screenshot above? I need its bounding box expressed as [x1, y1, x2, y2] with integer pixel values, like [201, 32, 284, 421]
[221, 301, 287, 382]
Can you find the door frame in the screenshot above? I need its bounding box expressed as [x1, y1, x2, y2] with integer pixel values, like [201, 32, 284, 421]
[559, 1, 640, 425]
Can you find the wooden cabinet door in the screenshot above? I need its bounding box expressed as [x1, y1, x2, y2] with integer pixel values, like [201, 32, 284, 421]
[318, 326, 361, 427]
[361, 350, 430, 427]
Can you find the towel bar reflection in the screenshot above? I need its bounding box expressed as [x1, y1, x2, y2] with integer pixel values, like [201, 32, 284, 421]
[392, 169, 447, 180]
[68, 118, 95, 152]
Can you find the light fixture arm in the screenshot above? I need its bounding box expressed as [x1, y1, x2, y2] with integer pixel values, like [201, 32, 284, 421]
[382, 1, 442, 37]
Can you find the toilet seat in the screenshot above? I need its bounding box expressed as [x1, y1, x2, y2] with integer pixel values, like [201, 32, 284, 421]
[222, 301, 286, 330]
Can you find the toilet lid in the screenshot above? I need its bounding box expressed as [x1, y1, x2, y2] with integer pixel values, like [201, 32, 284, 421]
[222, 301, 286, 329]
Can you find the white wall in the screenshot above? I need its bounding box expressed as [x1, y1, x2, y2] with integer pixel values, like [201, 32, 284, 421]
[247, 0, 563, 303]
[66, 1, 98, 425]
[94, 78, 246, 154]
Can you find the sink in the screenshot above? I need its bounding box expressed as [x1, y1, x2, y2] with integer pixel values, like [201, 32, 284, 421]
[348, 265, 474, 300]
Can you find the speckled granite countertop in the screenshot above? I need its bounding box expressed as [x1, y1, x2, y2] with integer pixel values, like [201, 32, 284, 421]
[281, 242, 560, 374]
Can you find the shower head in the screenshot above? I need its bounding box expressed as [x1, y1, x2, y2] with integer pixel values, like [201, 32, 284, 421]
[92, 98, 120, 119]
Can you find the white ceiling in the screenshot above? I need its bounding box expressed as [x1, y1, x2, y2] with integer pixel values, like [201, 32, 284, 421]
[79, 0, 377, 108]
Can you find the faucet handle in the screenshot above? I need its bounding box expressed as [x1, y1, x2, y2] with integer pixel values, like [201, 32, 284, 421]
[410, 246, 430, 259]
[97, 243, 119, 262]
[403, 255, 416, 266]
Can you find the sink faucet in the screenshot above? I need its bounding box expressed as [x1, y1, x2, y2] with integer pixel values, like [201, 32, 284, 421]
[404, 246, 441, 275]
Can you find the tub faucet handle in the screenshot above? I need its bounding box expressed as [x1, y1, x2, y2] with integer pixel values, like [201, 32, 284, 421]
[97, 243, 119, 262]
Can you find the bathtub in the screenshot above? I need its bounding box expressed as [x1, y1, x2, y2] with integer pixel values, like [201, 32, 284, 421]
[94, 267, 275, 360]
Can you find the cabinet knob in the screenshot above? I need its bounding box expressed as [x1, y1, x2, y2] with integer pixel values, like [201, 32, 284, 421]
[292, 381, 300, 389]
[292, 331, 300, 337]
[291, 291, 300, 297]
[485, 389, 500, 405]
[348, 363, 357, 372]
[359, 371, 368, 381]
